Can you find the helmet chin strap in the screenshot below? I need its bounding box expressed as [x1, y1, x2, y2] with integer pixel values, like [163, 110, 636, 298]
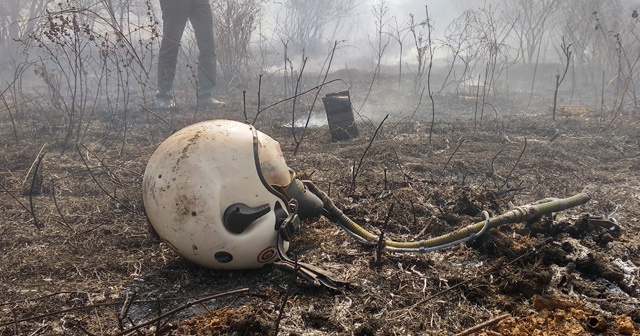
[272, 200, 339, 290]
[247, 125, 338, 288]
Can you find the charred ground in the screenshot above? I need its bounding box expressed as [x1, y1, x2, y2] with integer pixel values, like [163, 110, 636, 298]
[0, 82, 639, 335]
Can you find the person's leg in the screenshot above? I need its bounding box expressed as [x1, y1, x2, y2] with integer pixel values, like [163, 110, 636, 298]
[157, 0, 191, 98]
[189, 0, 217, 99]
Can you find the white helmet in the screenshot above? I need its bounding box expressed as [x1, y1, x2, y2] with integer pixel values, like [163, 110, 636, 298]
[143, 120, 297, 270]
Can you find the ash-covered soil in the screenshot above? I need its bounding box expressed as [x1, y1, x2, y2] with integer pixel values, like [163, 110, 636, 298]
[0, 85, 639, 335]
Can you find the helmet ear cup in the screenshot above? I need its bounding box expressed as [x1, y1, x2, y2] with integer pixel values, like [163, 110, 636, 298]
[285, 179, 324, 219]
[223, 203, 270, 234]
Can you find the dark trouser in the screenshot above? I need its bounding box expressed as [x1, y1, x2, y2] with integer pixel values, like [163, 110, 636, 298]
[157, 0, 216, 98]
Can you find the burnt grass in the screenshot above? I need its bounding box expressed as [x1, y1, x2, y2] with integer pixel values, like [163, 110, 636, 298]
[1, 83, 639, 335]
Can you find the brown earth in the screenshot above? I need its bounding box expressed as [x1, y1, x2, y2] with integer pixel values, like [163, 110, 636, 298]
[0, 84, 639, 335]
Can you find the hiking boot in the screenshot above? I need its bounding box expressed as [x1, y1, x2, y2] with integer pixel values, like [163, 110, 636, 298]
[154, 94, 176, 109]
[198, 97, 225, 109]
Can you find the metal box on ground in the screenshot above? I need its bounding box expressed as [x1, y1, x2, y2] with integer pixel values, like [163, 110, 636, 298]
[322, 90, 359, 141]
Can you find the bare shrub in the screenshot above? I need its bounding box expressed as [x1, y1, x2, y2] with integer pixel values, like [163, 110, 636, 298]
[274, 0, 362, 53]
[211, 0, 265, 86]
[14, 0, 159, 149]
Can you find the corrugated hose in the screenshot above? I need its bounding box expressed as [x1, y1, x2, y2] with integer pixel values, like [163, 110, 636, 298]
[304, 181, 591, 253]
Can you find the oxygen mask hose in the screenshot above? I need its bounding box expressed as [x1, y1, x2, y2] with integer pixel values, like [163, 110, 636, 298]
[304, 181, 591, 253]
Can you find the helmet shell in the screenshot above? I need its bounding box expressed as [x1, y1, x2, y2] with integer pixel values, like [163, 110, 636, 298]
[143, 120, 292, 269]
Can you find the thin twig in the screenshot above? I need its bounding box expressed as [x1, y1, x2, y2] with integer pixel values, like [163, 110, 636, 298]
[288, 56, 307, 141]
[0, 290, 246, 329]
[483, 102, 499, 120]
[474, 73, 481, 128]
[425, 5, 436, 144]
[28, 150, 46, 230]
[274, 261, 298, 335]
[114, 288, 249, 336]
[440, 139, 466, 179]
[409, 200, 417, 227]
[273, 284, 293, 335]
[117, 292, 136, 331]
[352, 114, 389, 189]
[552, 36, 572, 121]
[501, 137, 527, 190]
[0, 182, 37, 229]
[1, 301, 120, 328]
[50, 182, 72, 230]
[375, 203, 395, 265]
[383, 167, 388, 190]
[489, 148, 504, 188]
[22, 143, 47, 188]
[293, 41, 340, 156]
[391, 147, 409, 183]
[76, 144, 134, 213]
[139, 104, 169, 126]
[256, 74, 263, 120]
[391, 276, 487, 318]
[242, 90, 248, 123]
[0, 291, 87, 307]
[0, 77, 21, 145]
[390, 253, 533, 317]
[257, 78, 348, 116]
[454, 313, 511, 336]
[12, 307, 19, 336]
[69, 321, 97, 336]
[155, 306, 177, 336]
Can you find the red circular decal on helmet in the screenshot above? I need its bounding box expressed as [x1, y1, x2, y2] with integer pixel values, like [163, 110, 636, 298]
[257, 246, 278, 263]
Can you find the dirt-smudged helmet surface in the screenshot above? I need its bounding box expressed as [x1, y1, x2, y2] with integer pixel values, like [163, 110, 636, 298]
[143, 119, 293, 270]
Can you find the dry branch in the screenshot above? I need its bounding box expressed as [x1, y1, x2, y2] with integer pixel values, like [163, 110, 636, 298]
[454, 313, 511, 336]
[114, 288, 250, 336]
[352, 114, 388, 189]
